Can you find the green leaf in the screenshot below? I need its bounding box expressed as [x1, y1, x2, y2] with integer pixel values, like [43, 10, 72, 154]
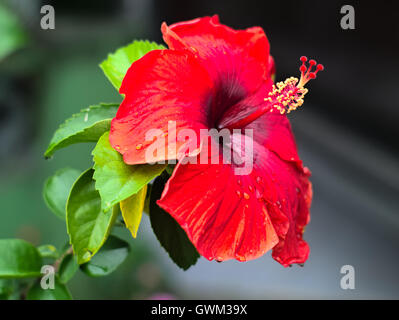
[80, 236, 130, 277]
[0, 279, 14, 300]
[0, 3, 27, 61]
[120, 185, 147, 238]
[92, 132, 166, 212]
[44, 103, 119, 158]
[100, 40, 165, 90]
[0, 239, 43, 278]
[43, 168, 81, 220]
[26, 277, 72, 300]
[165, 165, 175, 176]
[37, 245, 59, 259]
[66, 169, 118, 264]
[150, 175, 200, 270]
[58, 253, 79, 284]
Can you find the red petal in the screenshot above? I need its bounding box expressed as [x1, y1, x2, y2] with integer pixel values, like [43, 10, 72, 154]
[268, 55, 276, 80]
[162, 15, 269, 76]
[243, 105, 312, 266]
[110, 49, 213, 164]
[271, 178, 312, 267]
[162, 16, 272, 123]
[157, 132, 310, 263]
[247, 110, 304, 168]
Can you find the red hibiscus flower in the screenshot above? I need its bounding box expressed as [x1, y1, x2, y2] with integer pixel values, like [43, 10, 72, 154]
[109, 15, 323, 267]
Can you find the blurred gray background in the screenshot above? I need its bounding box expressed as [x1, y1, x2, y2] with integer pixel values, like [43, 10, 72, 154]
[0, 0, 398, 299]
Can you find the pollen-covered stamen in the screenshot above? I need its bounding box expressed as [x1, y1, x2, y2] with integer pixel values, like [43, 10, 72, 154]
[219, 56, 324, 129]
[264, 77, 308, 114]
[266, 56, 324, 114]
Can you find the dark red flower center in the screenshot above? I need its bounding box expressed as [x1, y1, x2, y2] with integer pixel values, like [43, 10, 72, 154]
[208, 78, 247, 129]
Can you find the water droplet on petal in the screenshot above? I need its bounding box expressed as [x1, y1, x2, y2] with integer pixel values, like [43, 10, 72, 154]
[256, 176, 262, 184]
[243, 192, 250, 200]
[236, 190, 242, 198]
[248, 185, 254, 193]
[237, 179, 242, 186]
[136, 143, 143, 150]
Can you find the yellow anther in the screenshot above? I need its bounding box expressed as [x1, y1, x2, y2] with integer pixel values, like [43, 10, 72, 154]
[264, 77, 309, 115]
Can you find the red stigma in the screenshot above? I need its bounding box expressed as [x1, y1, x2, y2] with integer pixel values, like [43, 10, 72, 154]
[298, 56, 324, 88]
